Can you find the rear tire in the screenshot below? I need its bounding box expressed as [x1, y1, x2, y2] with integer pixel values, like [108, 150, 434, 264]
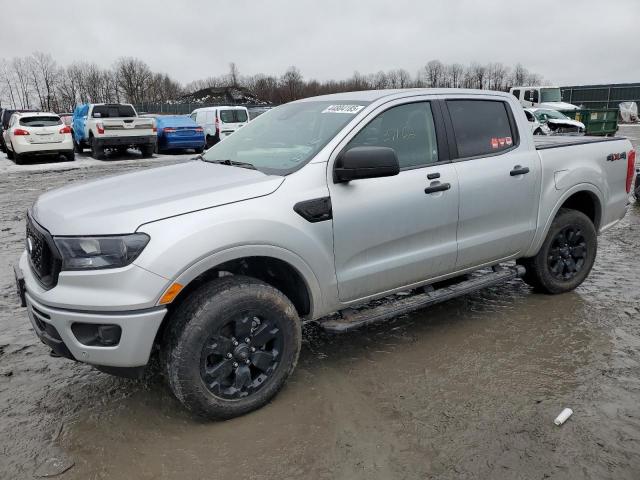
[64, 150, 75, 162]
[518, 208, 597, 294]
[195, 146, 204, 154]
[90, 137, 105, 160]
[163, 275, 302, 419]
[140, 145, 154, 158]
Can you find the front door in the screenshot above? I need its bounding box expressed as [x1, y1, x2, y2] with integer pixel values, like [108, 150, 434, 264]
[329, 100, 459, 302]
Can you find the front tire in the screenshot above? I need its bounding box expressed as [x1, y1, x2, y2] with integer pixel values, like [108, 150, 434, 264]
[518, 208, 597, 294]
[163, 276, 302, 419]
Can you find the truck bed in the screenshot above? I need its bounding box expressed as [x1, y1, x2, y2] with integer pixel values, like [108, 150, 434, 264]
[534, 135, 624, 150]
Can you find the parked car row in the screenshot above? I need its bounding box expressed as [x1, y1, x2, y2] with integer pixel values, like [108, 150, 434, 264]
[1, 102, 251, 164]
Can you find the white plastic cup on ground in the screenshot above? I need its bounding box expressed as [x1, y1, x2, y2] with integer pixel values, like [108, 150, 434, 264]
[554, 408, 573, 426]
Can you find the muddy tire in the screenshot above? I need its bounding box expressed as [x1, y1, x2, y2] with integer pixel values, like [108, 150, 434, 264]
[163, 275, 302, 419]
[518, 208, 597, 294]
[64, 151, 75, 162]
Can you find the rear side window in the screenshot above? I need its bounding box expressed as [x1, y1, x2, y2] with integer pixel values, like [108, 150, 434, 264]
[20, 116, 62, 127]
[92, 105, 136, 118]
[220, 109, 248, 123]
[346, 102, 439, 169]
[512, 89, 520, 99]
[447, 100, 515, 158]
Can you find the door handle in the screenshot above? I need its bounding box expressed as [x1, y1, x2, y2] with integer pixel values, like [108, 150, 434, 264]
[427, 172, 440, 180]
[510, 166, 530, 176]
[424, 183, 451, 194]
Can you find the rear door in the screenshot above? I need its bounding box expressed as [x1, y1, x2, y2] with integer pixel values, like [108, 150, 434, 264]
[443, 96, 541, 269]
[329, 98, 459, 302]
[219, 108, 248, 138]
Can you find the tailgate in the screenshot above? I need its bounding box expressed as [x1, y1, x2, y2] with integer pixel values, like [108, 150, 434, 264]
[102, 118, 154, 137]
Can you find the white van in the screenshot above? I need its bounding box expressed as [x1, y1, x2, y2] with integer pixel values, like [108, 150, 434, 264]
[509, 86, 578, 111]
[190, 106, 249, 147]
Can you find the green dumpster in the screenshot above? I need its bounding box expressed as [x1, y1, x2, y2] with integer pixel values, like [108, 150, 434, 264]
[560, 109, 619, 136]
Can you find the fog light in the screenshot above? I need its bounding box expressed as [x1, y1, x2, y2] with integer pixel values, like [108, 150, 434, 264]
[71, 323, 122, 347]
[97, 325, 121, 346]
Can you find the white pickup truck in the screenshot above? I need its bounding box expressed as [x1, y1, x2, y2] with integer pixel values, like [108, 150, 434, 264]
[72, 103, 156, 159]
[15, 89, 635, 419]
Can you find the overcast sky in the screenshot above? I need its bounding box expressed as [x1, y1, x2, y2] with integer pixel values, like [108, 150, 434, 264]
[2, 0, 639, 87]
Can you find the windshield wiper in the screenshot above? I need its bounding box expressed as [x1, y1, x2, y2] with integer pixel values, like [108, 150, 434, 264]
[206, 159, 256, 170]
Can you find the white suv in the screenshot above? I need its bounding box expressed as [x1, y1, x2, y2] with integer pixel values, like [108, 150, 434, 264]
[190, 106, 249, 147]
[4, 112, 74, 164]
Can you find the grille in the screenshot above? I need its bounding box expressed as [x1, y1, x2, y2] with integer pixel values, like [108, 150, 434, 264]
[26, 213, 61, 289]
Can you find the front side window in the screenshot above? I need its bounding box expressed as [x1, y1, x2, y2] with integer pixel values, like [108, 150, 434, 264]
[447, 100, 515, 158]
[201, 100, 370, 175]
[345, 102, 439, 169]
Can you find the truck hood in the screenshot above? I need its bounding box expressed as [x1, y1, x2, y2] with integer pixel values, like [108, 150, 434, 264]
[539, 101, 579, 111]
[32, 160, 285, 235]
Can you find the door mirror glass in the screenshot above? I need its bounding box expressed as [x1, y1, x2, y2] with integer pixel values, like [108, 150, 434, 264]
[334, 146, 400, 183]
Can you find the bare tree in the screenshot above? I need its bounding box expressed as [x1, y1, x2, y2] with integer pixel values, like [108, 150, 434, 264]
[114, 57, 153, 104]
[445, 63, 465, 88]
[279, 66, 304, 102]
[423, 60, 445, 87]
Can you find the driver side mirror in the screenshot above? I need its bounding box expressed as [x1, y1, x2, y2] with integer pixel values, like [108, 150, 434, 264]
[334, 146, 400, 183]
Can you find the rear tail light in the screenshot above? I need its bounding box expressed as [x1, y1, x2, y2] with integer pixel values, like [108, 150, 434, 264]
[59, 126, 71, 134]
[627, 149, 636, 194]
[13, 128, 29, 136]
[194, 127, 204, 133]
[96, 123, 105, 135]
[152, 122, 157, 133]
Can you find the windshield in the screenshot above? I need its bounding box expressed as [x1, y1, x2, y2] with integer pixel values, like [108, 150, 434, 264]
[540, 88, 562, 103]
[220, 109, 248, 123]
[201, 100, 370, 175]
[533, 109, 569, 122]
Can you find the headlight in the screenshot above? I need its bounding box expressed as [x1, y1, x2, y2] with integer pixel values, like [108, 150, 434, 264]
[54, 233, 150, 270]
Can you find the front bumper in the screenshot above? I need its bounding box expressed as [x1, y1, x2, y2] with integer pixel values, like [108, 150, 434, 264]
[25, 292, 166, 367]
[17, 252, 169, 368]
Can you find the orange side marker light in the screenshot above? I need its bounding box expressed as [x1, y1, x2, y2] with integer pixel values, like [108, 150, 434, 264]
[159, 282, 184, 305]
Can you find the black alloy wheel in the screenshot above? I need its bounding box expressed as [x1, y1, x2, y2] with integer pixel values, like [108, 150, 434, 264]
[200, 314, 282, 399]
[547, 226, 587, 281]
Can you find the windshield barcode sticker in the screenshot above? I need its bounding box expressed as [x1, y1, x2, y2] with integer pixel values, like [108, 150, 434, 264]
[322, 105, 365, 114]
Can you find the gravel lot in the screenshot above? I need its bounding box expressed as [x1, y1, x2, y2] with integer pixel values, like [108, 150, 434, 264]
[1, 129, 639, 479]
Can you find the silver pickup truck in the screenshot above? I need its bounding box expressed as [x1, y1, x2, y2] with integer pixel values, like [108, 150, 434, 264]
[15, 89, 635, 419]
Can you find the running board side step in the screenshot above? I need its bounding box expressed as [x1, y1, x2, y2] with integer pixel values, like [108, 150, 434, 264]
[319, 265, 525, 333]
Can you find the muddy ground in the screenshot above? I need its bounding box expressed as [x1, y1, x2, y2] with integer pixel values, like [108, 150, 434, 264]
[1, 129, 640, 479]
